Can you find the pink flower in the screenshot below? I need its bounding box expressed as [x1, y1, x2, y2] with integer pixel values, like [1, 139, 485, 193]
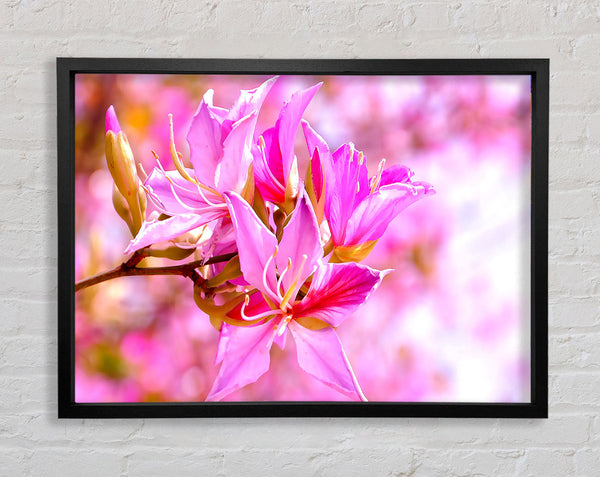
[206, 191, 388, 401]
[253, 83, 322, 205]
[124, 77, 277, 254]
[302, 120, 436, 261]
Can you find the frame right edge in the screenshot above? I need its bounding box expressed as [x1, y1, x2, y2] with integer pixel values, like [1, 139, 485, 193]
[530, 58, 549, 418]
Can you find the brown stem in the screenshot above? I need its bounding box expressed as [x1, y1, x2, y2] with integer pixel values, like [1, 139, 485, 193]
[75, 251, 237, 292]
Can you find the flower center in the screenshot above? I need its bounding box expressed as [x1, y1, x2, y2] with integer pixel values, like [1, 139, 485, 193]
[279, 254, 308, 312]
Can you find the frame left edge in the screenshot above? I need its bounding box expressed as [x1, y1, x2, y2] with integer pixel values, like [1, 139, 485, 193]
[57, 58, 76, 418]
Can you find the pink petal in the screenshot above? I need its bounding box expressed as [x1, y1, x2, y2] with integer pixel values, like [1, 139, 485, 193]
[344, 182, 435, 245]
[226, 291, 273, 322]
[214, 322, 232, 365]
[288, 321, 366, 401]
[206, 320, 277, 401]
[253, 129, 286, 203]
[226, 76, 277, 124]
[215, 111, 257, 194]
[325, 144, 370, 244]
[294, 262, 388, 327]
[277, 83, 322, 185]
[186, 91, 222, 186]
[273, 327, 287, 350]
[301, 119, 331, 201]
[105, 105, 121, 134]
[262, 127, 286, 181]
[379, 164, 414, 187]
[224, 192, 279, 301]
[124, 214, 217, 255]
[144, 168, 222, 215]
[276, 192, 323, 296]
[207, 105, 229, 124]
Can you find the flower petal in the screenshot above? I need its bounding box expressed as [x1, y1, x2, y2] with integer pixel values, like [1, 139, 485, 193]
[344, 182, 435, 245]
[224, 192, 279, 301]
[144, 168, 222, 215]
[186, 90, 222, 185]
[206, 320, 277, 401]
[124, 214, 217, 255]
[276, 192, 323, 296]
[214, 321, 232, 365]
[295, 262, 388, 327]
[215, 111, 257, 193]
[105, 105, 121, 134]
[301, 119, 332, 201]
[325, 144, 370, 244]
[277, 83, 322, 185]
[288, 321, 366, 401]
[226, 76, 277, 125]
[379, 164, 414, 187]
[226, 290, 274, 322]
[253, 128, 286, 203]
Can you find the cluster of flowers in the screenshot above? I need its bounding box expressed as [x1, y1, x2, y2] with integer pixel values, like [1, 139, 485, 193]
[104, 77, 434, 401]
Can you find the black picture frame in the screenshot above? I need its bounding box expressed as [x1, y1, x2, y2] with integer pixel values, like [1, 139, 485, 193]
[57, 58, 549, 419]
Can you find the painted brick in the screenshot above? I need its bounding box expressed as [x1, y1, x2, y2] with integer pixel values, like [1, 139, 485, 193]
[1, 0, 599, 475]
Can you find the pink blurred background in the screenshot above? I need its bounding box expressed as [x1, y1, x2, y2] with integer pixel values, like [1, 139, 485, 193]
[74, 73, 531, 402]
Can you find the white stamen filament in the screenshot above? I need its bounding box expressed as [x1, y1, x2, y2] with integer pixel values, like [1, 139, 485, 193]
[168, 114, 195, 183]
[276, 315, 292, 336]
[262, 246, 278, 297]
[279, 254, 308, 311]
[193, 176, 225, 208]
[370, 158, 386, 194]
[155, 153, 167, 173]
[276, 257, 292, 301]
[137, 163, 148, 182]
[240, 294, 284, 321]
[164, 175, 203, 212]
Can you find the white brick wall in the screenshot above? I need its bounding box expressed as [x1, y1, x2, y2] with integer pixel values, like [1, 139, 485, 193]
[1, 0, 598, 475]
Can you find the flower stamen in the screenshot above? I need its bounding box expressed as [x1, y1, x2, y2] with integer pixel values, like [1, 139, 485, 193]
[276, 257, 292, 300]
[370, 158, 386, 194]
[262, 246, 278, 297]
[279, 254, 308, 311]
[276, 315, 293, 336]
[193, 175, 225, 208]
[240, 294, 284, 321]
[168, 114, 195, 184]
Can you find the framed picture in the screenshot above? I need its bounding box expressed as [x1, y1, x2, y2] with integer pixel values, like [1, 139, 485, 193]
[58, 58, 548, 418]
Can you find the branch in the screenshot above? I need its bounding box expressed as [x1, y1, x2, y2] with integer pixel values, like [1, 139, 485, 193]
[75, 252, 237, 292]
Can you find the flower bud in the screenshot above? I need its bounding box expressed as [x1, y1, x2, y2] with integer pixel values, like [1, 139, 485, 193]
[105, 106, 144, 235]
[111, 184, 136, 236]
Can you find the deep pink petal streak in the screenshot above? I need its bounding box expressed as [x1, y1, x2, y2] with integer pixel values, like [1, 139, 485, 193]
[301, 119, 331, 201]
[295, 262, 387, 327]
